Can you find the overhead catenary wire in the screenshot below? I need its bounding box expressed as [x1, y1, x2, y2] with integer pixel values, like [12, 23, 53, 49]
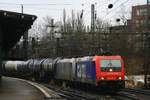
[96, 0, 121, 11]
[104, 5, 131, 21]
[104, 3, 131, 18]
[0, 2, 91, 12]
[0, 2, 72, 6]
[102, 0, 130, 20]
[105, 0, 130, 16]
[83, 0, 128, 19]
[0, 0, 129, 15]
[0, 5, 91, 12]
[80, 0, 119, 17]
[113, 0, 121, 5]
[0, 0, 131, 25]
[97, 0, 120, 12]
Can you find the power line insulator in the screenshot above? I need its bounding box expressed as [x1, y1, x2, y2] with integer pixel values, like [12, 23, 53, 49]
[116, 18, 120, 22]
[108, 4, 113, 9]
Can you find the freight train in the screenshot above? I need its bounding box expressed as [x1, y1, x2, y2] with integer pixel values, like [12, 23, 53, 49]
[1, 55, 125, 89]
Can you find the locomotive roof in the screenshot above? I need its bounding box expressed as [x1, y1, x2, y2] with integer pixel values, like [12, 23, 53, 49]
[95, 55, 122, 59]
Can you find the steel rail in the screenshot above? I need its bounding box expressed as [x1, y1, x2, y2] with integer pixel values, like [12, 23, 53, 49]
[121, 88, 150, 95]
[115, 91, 139, 100]
[43, 84, 96, 100]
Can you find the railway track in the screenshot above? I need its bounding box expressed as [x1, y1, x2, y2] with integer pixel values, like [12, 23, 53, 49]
[117, 88, 150, 100]
[33, 80, 150, 100]
[121, 88, 150, 95]
[114, 91, 139, 100]
[43, 83, 142, 100]
[43, 84, 96, 100]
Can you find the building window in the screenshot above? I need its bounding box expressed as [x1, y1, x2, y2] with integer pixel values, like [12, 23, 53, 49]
[139, 8, 147, 16]
[136, 8, 147, 16]
[140, 19, 146, 27]
[136, 20, 139, 27]
[136, 9, 140, 16]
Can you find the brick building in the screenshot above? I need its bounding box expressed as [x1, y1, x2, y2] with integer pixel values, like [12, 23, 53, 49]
[132, 4, 150, 33]
[110, 4, 150, 33]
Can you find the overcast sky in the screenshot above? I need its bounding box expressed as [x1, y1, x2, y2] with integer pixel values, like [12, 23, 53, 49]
[0, 0, 147, 25]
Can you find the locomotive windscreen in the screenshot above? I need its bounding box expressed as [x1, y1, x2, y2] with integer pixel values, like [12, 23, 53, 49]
[100, 60, 122, 72]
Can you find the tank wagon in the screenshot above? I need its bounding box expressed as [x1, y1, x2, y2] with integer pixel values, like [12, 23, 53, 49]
[2, 55, 125, 89]
[2, 59, 54, 81]
[2, 61, 25, 76]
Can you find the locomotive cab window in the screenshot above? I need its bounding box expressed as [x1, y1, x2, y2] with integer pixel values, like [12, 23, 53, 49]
[100, 60, 122, 71]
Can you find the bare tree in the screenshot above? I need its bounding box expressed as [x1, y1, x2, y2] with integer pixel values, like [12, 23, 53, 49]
[63, 9, 67, 32]
[118, 4, 130, 25]
[75, 12, 85, 32]
[71, 10, 75, 32]
[96, 18, 111, 33]
[28, 20, 44, 40]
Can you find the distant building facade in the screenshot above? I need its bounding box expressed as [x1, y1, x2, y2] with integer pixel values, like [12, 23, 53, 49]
[110, 4, 150, 33]
[132, 4, 150, 33]
[110, 20, 132, 33]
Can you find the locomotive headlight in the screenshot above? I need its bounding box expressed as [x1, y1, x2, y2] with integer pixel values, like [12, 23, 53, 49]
[109, 68, 113, 72]
[101, 77, 104, 80]
[118, 77, 122, 80]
